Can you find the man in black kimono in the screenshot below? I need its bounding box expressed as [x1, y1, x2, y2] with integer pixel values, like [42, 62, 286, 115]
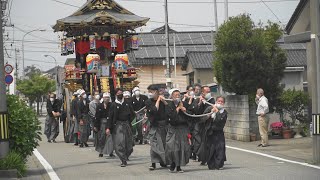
[181, 85, 197, 160]
[45, 93, 61, 143]
[95, 93, 114, 157]
[70, 90, 80, 145]
[199, 96, 227, 170]
[165, 88, 190, 173]
[106, 88, 135, 167]
[131, 87, 148, 145]
[194, 86, 215, 164]
[145, 84, 168, 170]
[77, 89, 90, 148]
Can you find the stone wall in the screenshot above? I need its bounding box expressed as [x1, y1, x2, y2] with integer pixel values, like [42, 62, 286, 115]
[224, 95, 260, 142]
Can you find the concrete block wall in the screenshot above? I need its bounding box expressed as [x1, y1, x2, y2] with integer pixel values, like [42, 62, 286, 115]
[224, 95, 251, 142]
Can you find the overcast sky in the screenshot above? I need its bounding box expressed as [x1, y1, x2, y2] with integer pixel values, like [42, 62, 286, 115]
[4, 0, 299, 74]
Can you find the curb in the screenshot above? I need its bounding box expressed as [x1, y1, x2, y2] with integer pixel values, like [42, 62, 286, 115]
[28, 154, 51, 180]
[0, 169, 18, 178]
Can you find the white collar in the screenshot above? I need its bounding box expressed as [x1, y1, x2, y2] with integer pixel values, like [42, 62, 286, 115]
[219, 109, 225, 113]
[115, 98, 124, 105]
[258, 95, 265, 101]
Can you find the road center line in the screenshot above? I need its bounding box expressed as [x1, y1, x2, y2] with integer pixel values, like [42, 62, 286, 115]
[33, 149, 60, 180]
[226, 145, 320, 170]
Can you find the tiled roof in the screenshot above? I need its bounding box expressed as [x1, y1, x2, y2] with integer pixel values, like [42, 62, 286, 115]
[181, 45, 306, 70]
[185, 51, 213, 69]
[130, 31, 213, 65]
[137, 31, 213, 46]
[285, 49, 307, 67]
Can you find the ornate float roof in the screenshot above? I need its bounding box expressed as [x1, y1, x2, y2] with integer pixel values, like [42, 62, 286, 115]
[53, 0, 149, 34]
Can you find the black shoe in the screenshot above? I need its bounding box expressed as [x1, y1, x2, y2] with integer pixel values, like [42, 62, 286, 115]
[160, 162, 167, 168]
[52, 140, 57, 143]
[169, 163, 175, 172]
[47, 140, 51, 143]
[109, 154, 115, 158]
[79, 143, 84, 148]
[257, 144, 262, 147]
[84, 143, 89, 147]
[191, 153, 197, 161]
[121, 161, 127, 167]
[149, 163, 156, 170]
[99, 154, 103, 157]
[261, 145, 268, 147]
[74, 143, 78, 146]
[177, 166, 184, 173]
[200, 162, 206, 166]
[139, 140, 143, 145]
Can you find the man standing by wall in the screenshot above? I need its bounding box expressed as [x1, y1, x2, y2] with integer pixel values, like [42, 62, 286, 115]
[255, 88, 269, 147]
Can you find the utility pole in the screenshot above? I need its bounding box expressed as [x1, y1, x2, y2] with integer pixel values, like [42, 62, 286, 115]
[0, 0, 9, 159]
[173, 33, 176, 77]
[224, 0, 228, 21]
[164, 0, 172, 89]
[213, 0, 219, 32]
[310, 0, 320, 164]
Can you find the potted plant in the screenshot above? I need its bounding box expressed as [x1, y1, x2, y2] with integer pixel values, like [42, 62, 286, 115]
[282, 119, 292, 139]
[278, 89, 309, 139]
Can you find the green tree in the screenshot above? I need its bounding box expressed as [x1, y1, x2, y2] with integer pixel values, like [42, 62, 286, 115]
[17, 74, 55, 115]
[213, 14, 287, 111]
[24, 65, 41, 78]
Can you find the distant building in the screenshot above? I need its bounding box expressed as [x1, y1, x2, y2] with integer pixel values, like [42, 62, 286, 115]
[129, 26, 212, 92]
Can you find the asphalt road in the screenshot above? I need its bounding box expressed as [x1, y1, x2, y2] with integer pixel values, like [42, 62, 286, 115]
[36, 117, 320, 180]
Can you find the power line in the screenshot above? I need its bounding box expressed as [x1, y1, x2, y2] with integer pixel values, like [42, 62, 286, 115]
[260, 0, 282, 23]
[149, 20, 213, 28]
[14, 26, 57, 43]
[51, 0, 80, 8]
[5, 48, 60, 53]
[24, 58, 56, 64]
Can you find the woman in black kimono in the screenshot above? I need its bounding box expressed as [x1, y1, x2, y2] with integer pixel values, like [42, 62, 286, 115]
[145, 84, 168, 170]
[106, 88, 135, 167]
[165, 88, 190, 173]
[45, 93, 61, 143]
[77, 90, 90, 148]
[70, 90, 80, 145]
[199, 96, 227, 170]
[95, 93, 114, 157]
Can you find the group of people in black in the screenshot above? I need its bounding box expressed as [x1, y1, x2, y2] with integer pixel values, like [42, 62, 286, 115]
[46, 83, 228, 172]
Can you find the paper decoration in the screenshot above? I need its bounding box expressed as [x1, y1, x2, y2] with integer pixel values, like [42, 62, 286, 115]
[86, 53, 100, 73]
[61, 38, 67, 56]
[131, 35, 139, 50]
[89, 35, 96, 50]
[114, 54, 128, 72]
[66, 37, 74, 53]
[110, 34, 119, 48]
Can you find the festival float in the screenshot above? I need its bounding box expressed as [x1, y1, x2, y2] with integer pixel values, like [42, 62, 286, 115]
[52, 0, 149, 142]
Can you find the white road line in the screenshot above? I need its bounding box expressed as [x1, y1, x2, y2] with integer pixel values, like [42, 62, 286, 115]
[226, 145, 320, 170]
[33, 149, 60, 180]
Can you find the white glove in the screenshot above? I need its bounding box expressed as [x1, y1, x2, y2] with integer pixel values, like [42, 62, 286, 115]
[211, 112, 216, 119]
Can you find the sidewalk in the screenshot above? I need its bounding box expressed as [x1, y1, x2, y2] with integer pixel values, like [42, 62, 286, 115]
[20, 154, 50, 180]
[226, 137, 316, 165]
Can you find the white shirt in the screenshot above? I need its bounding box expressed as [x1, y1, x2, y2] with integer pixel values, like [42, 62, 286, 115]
[256, 96, 269, 115]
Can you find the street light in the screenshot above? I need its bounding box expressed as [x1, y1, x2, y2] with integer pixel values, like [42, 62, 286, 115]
[44, 54, 57, 67]
[44, 55, 59, 95]
[22, 28, 46, 77]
